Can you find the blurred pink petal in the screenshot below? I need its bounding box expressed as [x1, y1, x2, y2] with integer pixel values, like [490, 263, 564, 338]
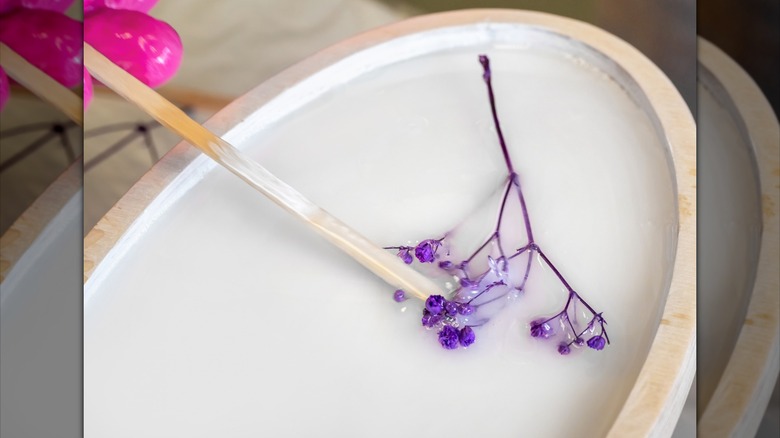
[84, 0, 158, 15]
[85, 8, 181, 88]
[0, 0, 74, 14]
[0, 0, 17, 13]
[20, 0, 74, 12]
[0, 67, 9, 111]
[0, 8, 82, 87]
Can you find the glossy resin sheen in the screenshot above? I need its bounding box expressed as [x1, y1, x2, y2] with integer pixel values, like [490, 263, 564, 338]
[85, 24, 677, 437]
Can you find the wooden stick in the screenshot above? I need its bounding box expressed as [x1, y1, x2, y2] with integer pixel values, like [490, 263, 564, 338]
[153, 86, 233, 111]
[12, 85, 233, 112]
[84, 43, 441, 301]
[0, 43, 83, 126]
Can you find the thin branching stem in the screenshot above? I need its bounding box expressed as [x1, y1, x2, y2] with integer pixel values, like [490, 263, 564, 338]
[385, 55, 608, 352]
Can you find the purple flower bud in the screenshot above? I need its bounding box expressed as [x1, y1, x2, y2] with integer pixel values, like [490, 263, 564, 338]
[459, 278, 480, 290]
[587, 335, 606, 351]
[444, 301, 459, 316]
[414, 240, 438, 263]
[393, 289, 407, 302]
[438, 260, 454, 270]
[530, 321, 554, 339]
[459, 326, 476, 347]
[425, 295, 445, 315]
[422, 310, 444, 328]
[438, 325, 459, 350]
[421, 309, 433, 327]
[397, 248, 413, 264]
[558, 343, 571, 355]
[575, 337, 585, 346]
[458, 303, 475, 315]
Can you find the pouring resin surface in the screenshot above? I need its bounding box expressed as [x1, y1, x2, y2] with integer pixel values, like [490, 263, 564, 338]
[85, 24, 677, 437]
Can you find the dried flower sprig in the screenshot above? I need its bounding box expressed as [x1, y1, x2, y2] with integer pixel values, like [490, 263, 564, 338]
[387, 55, 609, 354]
[384, 237, 445, 265]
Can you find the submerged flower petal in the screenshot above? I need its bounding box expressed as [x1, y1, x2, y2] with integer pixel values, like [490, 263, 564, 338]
[415, 239, 439, 263]
[425, 295, 445, 315]
[587, 335, 606, 351]
[438, 325, 459, 349]
[459, 326, 476, 347]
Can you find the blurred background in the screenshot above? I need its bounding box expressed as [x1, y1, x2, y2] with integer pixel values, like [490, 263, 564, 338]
[699, 0, 779, 114]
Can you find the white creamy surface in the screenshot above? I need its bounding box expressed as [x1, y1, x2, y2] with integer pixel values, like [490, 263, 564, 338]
[85, 27, 677, 437]
[697, 78, 762, 411]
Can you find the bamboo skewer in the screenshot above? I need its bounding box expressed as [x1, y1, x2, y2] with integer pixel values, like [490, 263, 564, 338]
[84, 43, 441, 301]
[0, 43, 83, 125]
[11, 85, 233, 112]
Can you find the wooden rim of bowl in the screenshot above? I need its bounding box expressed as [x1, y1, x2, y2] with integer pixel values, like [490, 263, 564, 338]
[83, 9, 696, 436]
[1, 158, 81, 285]
[697, 37, 780, 437]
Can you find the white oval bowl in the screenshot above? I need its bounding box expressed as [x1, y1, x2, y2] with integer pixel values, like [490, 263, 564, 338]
[84, 10, 695, 438]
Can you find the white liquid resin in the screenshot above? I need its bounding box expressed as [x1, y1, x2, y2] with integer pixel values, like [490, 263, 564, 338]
[85, 26, 677, 437]
[697, 74, 762, 412]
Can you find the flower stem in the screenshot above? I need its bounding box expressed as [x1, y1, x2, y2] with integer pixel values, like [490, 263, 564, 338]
[479, 55, 515, 175]
[512, 175, 535, 243]
[480, 54, 534, 244]
[496, 177, 513, 231]
[534, 245, 574, 293]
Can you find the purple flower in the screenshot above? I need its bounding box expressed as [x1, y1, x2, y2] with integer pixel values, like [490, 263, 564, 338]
[459, 326, 476, 347]
[421, 309, 433, 327]
[557, 343, 571, 355]
[397, 248, 413, 265]
[458, 303, 475, 316]
[425, 295, 445, 315]
[438, 260, 454, 270]
[587, 335, 606, 351]
[422, 309, 444, 328]
[415, 240, 438, 263]
[530, 321, 554, 339]
[438, 325, 459, 349]
[444, 301, 459, 316]
[393, 289, 407, 302]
